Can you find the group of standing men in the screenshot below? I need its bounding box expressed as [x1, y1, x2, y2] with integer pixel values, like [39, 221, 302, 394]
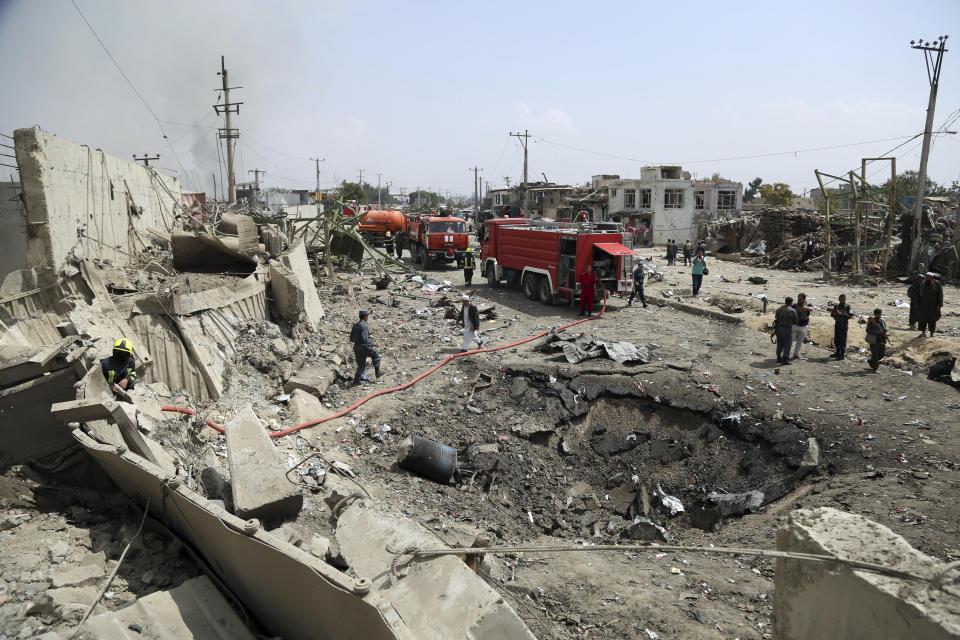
[665, 240, 691, 266]
[907, 272, 944, 337]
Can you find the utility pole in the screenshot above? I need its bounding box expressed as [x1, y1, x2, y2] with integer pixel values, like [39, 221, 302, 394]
[214, 55, 243, 204]
[133, 153, 160, 167]
[908, 35, 949, 270]
[376, 172, 382, 209]
[248, 168, 263, 189]
[357, 169, 365, 186]
[509, 129, 530, 215]
[469, 166, 482, 220]
[312, 157, 332, 277]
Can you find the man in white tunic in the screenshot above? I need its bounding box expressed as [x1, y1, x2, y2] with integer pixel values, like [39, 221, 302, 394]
[457, 295, 482, 352]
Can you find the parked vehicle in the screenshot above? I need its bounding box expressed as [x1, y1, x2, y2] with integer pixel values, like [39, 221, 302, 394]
[397, 212, 469, 268]
[479, 219, 635, 305]
[356, 209, 406, 246]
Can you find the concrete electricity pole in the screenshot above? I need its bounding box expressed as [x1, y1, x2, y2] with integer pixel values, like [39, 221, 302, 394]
[214, 56, 243, 204]
[908, 35, 949, 270]
[133, 153, 159, 167]
[357, 169, 365, 187]
[248, 168, 263, 189]
[509, 130, 530, 215]
[376, 172, 382, 209]
[470, 166, 482, 219]
[312, 157, 332, 277]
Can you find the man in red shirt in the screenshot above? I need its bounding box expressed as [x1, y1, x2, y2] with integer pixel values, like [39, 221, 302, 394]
[578, 264, 598, 317]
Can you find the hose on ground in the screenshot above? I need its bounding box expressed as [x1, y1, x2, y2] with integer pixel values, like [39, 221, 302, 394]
[162, 285, 609, 438]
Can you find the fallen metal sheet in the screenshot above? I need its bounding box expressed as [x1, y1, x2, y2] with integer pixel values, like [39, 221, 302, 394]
[73, 430, 410, 640]
[0, 367, 80, 465]
[84, 575, 256, 639]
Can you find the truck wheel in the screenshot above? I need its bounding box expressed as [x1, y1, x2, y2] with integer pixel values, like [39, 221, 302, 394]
[522, 274, 538, 299]
[537, 278, 553, 305]
[486, 266, 499, 288]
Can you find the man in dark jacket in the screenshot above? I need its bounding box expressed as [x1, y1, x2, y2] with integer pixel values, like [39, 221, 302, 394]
[101, 338, 137, 398]
[830, 294, 853, 359]
[906, 274, 922, 330]
[682, 241, 692, 266]
[627, 262, 647, 307]
[866, 308, 887, 371]
[917, 272, 944, 337]
[774, 297, 798, 364]
[350, 310, 381, 385]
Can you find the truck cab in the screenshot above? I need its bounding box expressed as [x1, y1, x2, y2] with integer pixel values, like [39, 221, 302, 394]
[401, 213, 469, 268]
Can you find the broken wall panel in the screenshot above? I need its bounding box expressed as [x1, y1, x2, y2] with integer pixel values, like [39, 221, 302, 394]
[0, 367, 81, 466]
[127, 314, 208, 400]
[13, 127, 179, 272]
[0, 182, 29, 285]
[73, 430, 411, 640]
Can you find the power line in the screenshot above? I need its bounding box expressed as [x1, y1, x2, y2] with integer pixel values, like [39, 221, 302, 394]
[70, 0, 189, 178]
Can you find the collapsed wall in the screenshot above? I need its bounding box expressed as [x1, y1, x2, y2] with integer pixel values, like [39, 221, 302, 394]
[0, 181, 29, 283]
[13, 127, 180, 273]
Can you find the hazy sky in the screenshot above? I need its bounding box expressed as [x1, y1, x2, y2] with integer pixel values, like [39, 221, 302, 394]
[1, 0, 958, 199]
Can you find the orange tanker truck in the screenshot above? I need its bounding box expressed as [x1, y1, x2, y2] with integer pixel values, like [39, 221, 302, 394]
[356, 209, 407, 246]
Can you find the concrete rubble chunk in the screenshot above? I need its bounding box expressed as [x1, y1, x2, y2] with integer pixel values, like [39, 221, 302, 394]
[225, 404, 303, 521]
[270, 241, 325, 329]
[800, 437, 820, 471]
[83, 575, 257, 639]
[47, 586, 98, 615]
[50, 562, 105, 588]
[775, 507, 960, 640]
[283, 364, 336, 398]
[288, 389, 329, 426]
[335, 501, 536, 639]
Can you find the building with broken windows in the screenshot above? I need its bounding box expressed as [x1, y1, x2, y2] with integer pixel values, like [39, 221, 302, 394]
[594, 166, 701, 244]
[693, 178, 743, 220]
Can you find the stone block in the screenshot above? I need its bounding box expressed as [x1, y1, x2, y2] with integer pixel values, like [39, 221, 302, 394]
[283, 365, 336, 398]
[50, 563, 105, 588]
[225, 405, 302, 521]
[775, 507, 960, 640]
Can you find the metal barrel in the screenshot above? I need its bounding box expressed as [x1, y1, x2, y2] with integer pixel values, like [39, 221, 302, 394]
[397, 435, 457, 483]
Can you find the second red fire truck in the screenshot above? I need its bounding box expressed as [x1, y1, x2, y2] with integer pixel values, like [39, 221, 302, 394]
[480, 219, 636, 305]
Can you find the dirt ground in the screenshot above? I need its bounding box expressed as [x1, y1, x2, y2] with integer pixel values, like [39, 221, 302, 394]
[267, 246, 958, 639]
[2, 243, 957, 639]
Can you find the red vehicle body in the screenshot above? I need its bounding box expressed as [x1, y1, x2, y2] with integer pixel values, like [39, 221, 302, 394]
[480, 220, 636, 305]
[397, 213, 469, 268]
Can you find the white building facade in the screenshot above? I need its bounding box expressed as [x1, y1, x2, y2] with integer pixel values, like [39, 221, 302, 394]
[594, 166, 697, 244]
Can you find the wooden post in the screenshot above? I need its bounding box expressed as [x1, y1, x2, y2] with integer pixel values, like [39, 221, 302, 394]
[815, 170, 831, 271]
[851, 170, 861, 274]
[882, 158, 896, 279]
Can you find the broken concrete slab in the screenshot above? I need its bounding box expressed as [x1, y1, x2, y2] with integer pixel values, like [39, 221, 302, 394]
[83, 575, 257, 640]
[171, 229, 259, 272]
[775, 507, 960, 640]
[288, 389, 331, 426]
[73, 429, 405, 640]
[336, 500, 536, 639]
[225, 405, 303, 521]
[50, 562, 105, 588]
[270, 242, 325, 329]
[283, 364, 336, 398]
[46, 585, 98, 616]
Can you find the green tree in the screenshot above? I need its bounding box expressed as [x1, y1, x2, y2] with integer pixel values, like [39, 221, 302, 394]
[879, 170, 949, 206]
[758, 183, 794, 206]
[743, 177, 763, 202]
[339, 181, 367, 203]
[408, 190, 440, 209]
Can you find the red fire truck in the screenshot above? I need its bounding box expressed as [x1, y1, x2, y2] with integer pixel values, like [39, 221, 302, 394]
[480, 219, 636, 305]
[397, 212, 470, 268]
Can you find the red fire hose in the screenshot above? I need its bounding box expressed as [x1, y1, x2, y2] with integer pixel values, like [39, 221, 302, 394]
[162, 287, 608, 439]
